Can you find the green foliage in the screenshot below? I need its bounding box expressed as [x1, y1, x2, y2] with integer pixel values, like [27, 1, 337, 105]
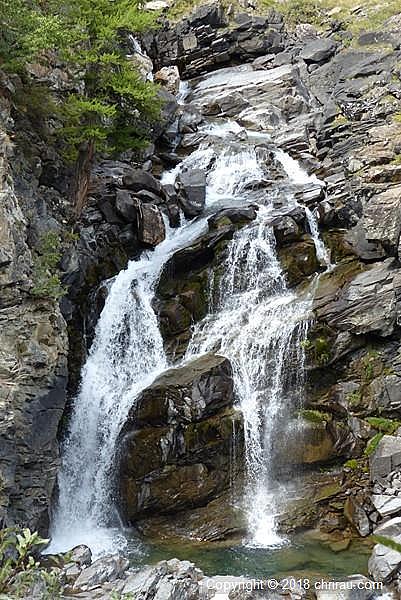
[365, 417, 401, 434]
[347, 390, 362, 407]
[0, 0, 67, 71]
[364, 433, 384, 457]
[300, 409, 331, 423]
[50, 0, 161, 161]
[395, 114, 401, 124]
[1, 0, 161, 165]
[373, 535, 401, 554]
[360, 349, 381, 384]
[344, 459, 358, 470]
[0, 528, 59, 598]
[31, 232, 66, 300]
[301, 336, 330, 365]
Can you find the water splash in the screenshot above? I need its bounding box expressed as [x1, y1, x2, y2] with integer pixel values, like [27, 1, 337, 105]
[187, 204, 311, 547]
[49, 218, 207, 556]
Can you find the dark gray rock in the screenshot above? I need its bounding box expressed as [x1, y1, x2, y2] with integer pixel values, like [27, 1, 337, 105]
[178, 168, 206, 217]
[118, 353, 244, 521]
[300, 38, 337, 64]
[137, 203, 166, 247]
[123, 169, 162, 196]
[115, 189, 138, 222]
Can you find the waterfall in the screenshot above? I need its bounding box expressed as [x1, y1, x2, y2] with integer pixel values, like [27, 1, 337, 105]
[186, 206, 311, 547]
[48, 218, 208, 555]
[49, 76, 330, 556]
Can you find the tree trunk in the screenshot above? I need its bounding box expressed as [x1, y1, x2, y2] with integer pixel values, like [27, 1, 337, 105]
[71, 139, 95, 217]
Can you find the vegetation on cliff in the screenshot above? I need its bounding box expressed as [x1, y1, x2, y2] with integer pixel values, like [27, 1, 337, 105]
[0, 0, 161, 215]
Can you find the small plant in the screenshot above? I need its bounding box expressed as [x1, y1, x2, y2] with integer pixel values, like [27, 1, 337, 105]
[31, 232, 66, 300]
[0, 528, 52, 596]
[347, 390, 362, 406]
[332, 114, 349, 126]
[360, 349, 381, 384]
[365, 417, 401, 435]
[300, 409, 331, 424]
[364, 433, 384, 457]
[373, 535, 401, 553]
[344, 459, 358, 470]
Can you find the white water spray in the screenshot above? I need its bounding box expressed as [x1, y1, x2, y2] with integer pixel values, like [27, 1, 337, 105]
[49, 218, 207, 556]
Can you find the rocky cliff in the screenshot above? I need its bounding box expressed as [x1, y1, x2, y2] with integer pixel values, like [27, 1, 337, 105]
[2, 0, 401, 597]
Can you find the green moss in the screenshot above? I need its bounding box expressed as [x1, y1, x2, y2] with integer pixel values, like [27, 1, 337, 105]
[365, 417, 401, 434]
[31, 232, 67, 300]
[300, 409, 331, 424]
[347, 390, 362, 406]
[364, 433, 384, 457]
[360, 349, 381, 384]
[344, 459, 358, 470]
[301, 335, 331, 366]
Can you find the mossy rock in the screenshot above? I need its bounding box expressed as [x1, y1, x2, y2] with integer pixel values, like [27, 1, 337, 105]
[278, 237, 319, 286]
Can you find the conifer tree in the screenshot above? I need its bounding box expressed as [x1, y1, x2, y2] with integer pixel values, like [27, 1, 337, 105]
[56, 0, 160, 215]
[0, 0, 161, 216]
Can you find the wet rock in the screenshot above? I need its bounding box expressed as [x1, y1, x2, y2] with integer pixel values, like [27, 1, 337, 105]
[278, 237, 319, 286]
[279, 416, 337, 466]
[344, 495, 371, 537]
[178, 168, 206, 217]
[70, 544, 92, 567]
[123, 169, 162, 196]
[118, 354, 244, 521]
[154, 66, 180, 95]
[272, 215, 302, 244]
[137, 203, 166, 247]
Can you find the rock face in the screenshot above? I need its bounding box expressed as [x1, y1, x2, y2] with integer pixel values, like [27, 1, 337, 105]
[0, 100, 68, 532]
[118, 353, 243, 522]
[144, 4, 287, 78]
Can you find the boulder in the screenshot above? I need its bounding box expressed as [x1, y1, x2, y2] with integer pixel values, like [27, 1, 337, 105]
[369, 517, 401, 581]
[137, 203, 166, 247]
[278, 237, 319, 286]
[154, 66, 180, 95]
[73, 555, 129, 590]
[115, 189, 138, 222]
[300, 39, 337, 64]
[123, 169, 162, 196]
[362, 184, 401, 256]
[178, 168, 206, 217]
[118, 354, 244, 521]
[370, 434, 401, 483]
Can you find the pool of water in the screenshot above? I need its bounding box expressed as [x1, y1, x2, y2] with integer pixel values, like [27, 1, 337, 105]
[127, 533, 372, 581]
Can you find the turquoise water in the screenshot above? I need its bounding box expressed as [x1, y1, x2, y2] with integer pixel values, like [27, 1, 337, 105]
[128, 534, 371, 580]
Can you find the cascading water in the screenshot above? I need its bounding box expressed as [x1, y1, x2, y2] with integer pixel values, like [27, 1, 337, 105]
[49, 74, 331, 556]
[185, 156, 314, 547]
[48, 217, 208, 555]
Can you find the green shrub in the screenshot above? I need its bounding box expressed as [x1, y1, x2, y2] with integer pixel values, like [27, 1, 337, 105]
[344, 459, 358, 470]
[31, 232, 66, 300]
[0, 528, 61, 598]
